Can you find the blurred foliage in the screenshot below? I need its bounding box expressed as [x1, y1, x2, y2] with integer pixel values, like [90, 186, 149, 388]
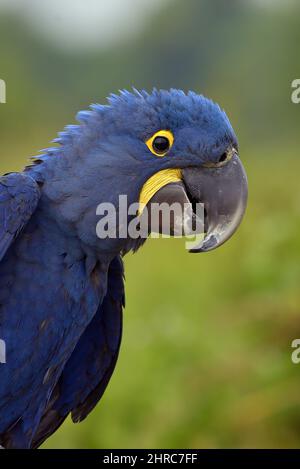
[0, 0, 300, 449]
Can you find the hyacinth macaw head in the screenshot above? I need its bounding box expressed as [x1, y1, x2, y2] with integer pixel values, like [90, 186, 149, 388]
[30, 89, 248, 257]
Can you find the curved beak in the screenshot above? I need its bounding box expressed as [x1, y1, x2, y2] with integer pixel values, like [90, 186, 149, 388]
[183, 154, 248, 252]
[143, 154, 248, 252]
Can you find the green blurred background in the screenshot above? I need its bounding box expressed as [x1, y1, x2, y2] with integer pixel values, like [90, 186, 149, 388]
[1, 0, 300, 449]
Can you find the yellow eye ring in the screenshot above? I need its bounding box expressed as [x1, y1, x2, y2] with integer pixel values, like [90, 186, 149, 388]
[146, 130, 174, 157]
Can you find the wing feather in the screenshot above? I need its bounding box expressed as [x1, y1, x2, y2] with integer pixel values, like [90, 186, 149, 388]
[31, 256, 125, 448]
[0, 173, 40, 261]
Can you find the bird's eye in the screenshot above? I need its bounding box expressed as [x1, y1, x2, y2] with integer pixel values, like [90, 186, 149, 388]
[153, 136, 170, 154]
[146, 130, 174, 157]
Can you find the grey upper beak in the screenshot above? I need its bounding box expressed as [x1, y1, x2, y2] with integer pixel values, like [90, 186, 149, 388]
[183, 154, 248, 252]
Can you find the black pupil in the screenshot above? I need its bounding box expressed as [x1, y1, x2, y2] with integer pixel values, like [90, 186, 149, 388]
[153, 136, 170, 154]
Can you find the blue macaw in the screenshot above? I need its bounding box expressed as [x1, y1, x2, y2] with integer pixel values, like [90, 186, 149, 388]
[0, 89, 247, 448]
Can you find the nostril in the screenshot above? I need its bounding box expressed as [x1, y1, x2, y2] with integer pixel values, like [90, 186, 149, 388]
[218, 152, 227, 163]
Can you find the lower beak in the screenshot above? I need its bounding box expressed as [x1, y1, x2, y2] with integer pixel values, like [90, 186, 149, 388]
[144, 154, 248, 252]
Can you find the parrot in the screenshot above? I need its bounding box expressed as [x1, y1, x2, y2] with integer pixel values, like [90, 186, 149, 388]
[0, 89, 248, 448]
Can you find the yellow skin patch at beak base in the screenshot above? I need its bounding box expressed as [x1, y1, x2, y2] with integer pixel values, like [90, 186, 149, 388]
[138, 168, 182, 215]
